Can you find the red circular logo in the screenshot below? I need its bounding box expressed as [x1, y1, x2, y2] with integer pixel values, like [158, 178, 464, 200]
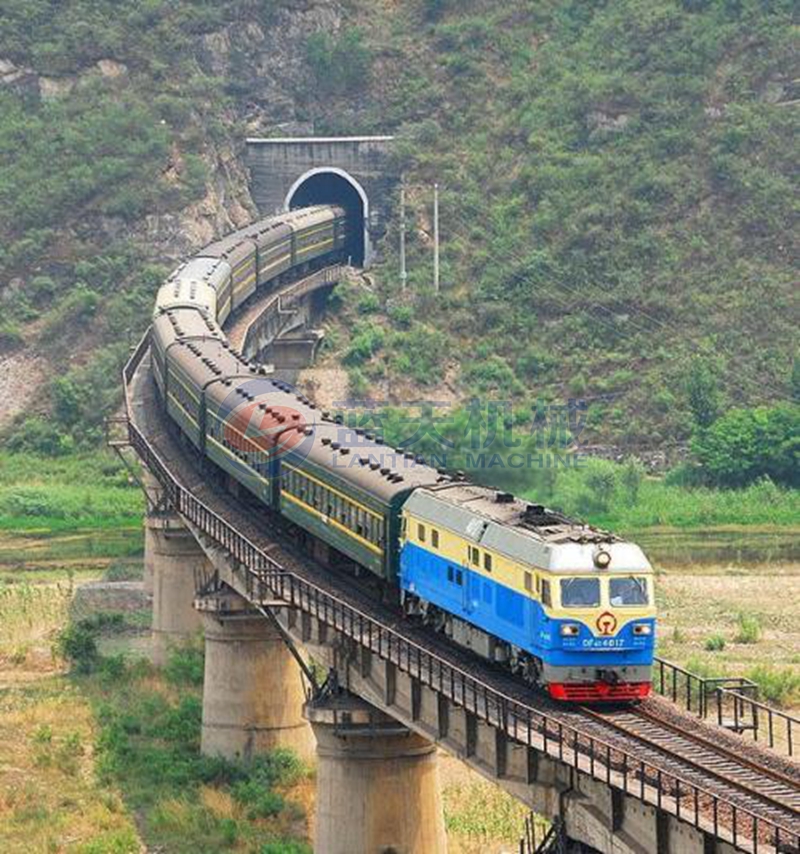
[596, 612, 618, 636]
[223, 403, 308, 458]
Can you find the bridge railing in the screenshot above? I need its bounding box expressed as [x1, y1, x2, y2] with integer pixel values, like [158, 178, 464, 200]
[240, 264, 344, 358]
[123, 341, 798, 854]
[653, 657, 798, 757]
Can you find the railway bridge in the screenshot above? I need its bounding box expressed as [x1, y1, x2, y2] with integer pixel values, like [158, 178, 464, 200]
[117, 141, 800, 854]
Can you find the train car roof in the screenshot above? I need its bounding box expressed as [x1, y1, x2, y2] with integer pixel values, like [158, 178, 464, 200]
[405, 484, 652, 574]
[153, 308, 223, 347]
[154, 275, 217, 317]
[284, 205, 342, 230]
[169, 256, 230, 285]
[291, 421, 443, 504]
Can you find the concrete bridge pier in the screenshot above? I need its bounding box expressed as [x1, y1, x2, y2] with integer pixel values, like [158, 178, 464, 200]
[196, 590, 315, 763]
[148, 502, 205, 666]
[306, 691, 447, 854]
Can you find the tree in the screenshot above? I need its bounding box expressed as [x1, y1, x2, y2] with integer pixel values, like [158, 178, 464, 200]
[691, 404, 800, 488]
[685, 358, 720, 429]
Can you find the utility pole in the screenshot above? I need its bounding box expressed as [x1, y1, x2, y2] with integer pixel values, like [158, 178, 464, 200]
[399, 180, 407, 292]
[433, 183, 440, 294]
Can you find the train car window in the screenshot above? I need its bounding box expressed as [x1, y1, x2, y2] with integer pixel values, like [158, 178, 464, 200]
[447, 566, 454, 583]
[431, 529, 439, 549]
[524, 572, 533, 593]
[418, 523, 426, 542]
[560, 578, 600, 608]
[455, 569, 464, 586]
[609, 577, 649, 606]
[484, 553, 492, 572]
[470, 547, 479, 566]
[541, 579, 552, 607]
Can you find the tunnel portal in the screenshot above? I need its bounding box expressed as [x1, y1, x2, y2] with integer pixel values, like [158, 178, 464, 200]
[247, 136, 396, 270]
[287, 168, 367, 268]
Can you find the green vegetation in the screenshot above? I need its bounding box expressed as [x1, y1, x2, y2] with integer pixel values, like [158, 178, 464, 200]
[735, 612, 762, 645]
[704, 634, 726, 652]
[320, 0, 796, 452]
[58, 632, 313, 853]
[0, 451, 143, 531]
[691, 404, 799, 488]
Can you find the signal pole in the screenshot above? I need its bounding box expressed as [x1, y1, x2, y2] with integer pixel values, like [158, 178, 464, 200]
[400, 180, 407, 292]
[433, 183, 440, 294]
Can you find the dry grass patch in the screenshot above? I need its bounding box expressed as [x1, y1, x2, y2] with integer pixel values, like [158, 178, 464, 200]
[0, 678, 140, 853]
[439, 754, 529, 853]
[656, 564, 800, 711]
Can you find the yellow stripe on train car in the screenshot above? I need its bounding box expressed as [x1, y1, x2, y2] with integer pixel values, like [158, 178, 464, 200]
[281, 491, 384, 555]
[282, 463, 383, 520]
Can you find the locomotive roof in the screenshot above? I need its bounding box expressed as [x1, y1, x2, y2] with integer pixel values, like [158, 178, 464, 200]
[405, 484, 652, 574]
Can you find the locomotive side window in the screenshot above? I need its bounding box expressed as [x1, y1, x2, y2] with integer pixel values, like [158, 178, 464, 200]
[418, 523, 426, 542]
[560, 578, 600, 608]
[524, 571, 533, 593]
[541, 579, 552, 607]
[431, 529, 439, 549]
[447, 565, 454, 583]
[470, 546, 479, 566]
[483, 553, 492, 572]
[609, 577, 649, 606]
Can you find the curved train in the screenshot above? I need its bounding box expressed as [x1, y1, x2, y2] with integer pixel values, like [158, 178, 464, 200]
[150, 204, 656, 702]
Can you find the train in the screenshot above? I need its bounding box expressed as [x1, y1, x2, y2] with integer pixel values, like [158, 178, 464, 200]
[150, 203, 656, 703]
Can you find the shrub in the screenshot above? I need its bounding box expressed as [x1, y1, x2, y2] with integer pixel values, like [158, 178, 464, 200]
[734, 612, 761, 645]
[0, 320, 23, 349]
[691, 405, 800, 488]
[56, 620, 99, 673]
[305, 29, 372, 96]
[704, 634, 726, 652]
[746, 666, 800, 707]
[356, 292, 380, 314]
[388, 303, 413, 328]
[164, 645, 205, 688]
[231, 780, 285, 819]
[344, 325, 385, 365]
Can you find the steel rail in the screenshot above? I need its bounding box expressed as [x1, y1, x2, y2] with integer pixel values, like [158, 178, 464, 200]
[575, 706, 800, 827]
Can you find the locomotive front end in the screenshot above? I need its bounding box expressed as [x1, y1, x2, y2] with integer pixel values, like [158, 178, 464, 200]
[540, 547, 656, 702]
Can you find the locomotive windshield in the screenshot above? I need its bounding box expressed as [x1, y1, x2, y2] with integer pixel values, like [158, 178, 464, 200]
[609, 576, 650, 606]
[560, 577, 600, 607]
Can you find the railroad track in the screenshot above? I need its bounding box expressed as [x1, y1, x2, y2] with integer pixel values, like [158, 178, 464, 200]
[565, 704, 800, 840]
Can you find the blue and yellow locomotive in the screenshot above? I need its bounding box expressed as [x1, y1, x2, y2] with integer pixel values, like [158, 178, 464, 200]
[149, 203, 657, 703]
[400, 485, 655, 701]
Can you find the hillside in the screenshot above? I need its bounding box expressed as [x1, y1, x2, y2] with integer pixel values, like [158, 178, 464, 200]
[0, 0, 797, 456]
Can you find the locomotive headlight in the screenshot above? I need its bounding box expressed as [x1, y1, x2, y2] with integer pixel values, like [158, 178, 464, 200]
[633, 623, 652, 636]
[594, 550, 611, 569]
[560, 623, 581, 637]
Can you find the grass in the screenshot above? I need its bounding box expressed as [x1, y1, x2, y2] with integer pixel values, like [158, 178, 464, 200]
[522, 460, 800, 532]
[656, 563, 800, 713]
[0, 678, 141, 854]
[735, 612, 762, 645]
[0, 451, 143, 534]
[84, 651, 314, 853]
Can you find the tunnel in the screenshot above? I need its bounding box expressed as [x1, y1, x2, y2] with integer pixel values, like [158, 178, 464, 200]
[286, 168, 368, 267]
